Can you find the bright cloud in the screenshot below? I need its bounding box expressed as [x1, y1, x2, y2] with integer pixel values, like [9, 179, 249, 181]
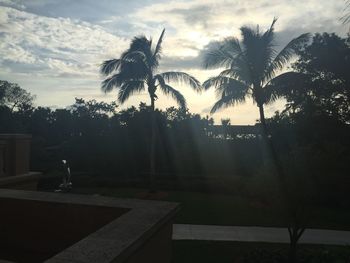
[0, 6, 128, 78]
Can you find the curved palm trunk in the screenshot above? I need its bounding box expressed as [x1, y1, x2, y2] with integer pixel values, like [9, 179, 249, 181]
[258, 104, 288, 190]
[258, 104, 305, 263]
[149, 96, 156, 193]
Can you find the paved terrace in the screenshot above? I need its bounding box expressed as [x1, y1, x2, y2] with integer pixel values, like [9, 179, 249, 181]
[173, 224, 350, 245]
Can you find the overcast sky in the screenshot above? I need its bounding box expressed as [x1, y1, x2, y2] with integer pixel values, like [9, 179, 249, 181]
[0, 0, 348, 124]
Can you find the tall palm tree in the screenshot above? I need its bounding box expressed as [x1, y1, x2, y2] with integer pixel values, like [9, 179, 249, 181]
[202, 19, 310, 263]
[203, 18, 309, 137]
[202, 18, 310, 171]
[100, 29, 201, 191]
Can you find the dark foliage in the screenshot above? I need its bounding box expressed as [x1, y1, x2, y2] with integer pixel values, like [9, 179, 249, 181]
[0, 97, 263, 178]
[266, 33, 350, 210]
[281, 33, 350, 123]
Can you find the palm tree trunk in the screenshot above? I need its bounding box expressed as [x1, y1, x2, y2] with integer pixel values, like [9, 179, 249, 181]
[258, 104, 302, 263]
[150, 96, 156, 193]
[258, 104, 286, 187]
[288, 226, 305, 263]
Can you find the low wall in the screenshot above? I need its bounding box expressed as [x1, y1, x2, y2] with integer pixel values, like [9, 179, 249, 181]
[0, 172, 42, 190]
[0, 189, 179, 263]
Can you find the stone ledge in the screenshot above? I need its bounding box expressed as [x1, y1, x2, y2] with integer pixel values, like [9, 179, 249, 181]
[0, 172, 42, 190]
[0, 172, 42, 184]
[0, 189, 179, 263]
[0, 134, 32, 140]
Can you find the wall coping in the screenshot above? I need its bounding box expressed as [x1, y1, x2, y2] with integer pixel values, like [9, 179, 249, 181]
[0, 134, 32, 140]
[0, 172, 42, 184]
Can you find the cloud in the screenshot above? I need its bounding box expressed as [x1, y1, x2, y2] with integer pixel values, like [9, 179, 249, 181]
[0, 0, 167, 26]
[0, 0, 25, 9]
[161, 55, 201, 70]
[201, 105, 212, 114]
[167, 5, 213, 28]
[134, 0, 346, 43]
[0, 6, 128, 78]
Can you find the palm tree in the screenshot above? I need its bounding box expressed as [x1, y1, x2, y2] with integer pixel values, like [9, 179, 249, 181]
[100, 29, 201, 191]
[202, 19, 310, 263]
[203, 18, 309, 137]
[202, 18, 309, 171]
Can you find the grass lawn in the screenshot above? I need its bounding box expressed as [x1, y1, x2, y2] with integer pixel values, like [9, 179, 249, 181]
[172, 241, 350, 263]
[72, 186, 350, 230]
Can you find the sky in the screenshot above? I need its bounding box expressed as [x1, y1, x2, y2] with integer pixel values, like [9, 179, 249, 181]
[0, 0, 348, 124]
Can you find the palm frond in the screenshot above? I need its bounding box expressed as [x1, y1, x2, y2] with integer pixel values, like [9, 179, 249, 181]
[240, 25, 258, 50]
[122, 50, 147, 62]
[153, 29, 165, 59]
[164, 85, 186, 109]
[264, 33, 311, 82]
[118, 80, 145, 103]
[341, 0, 350, 24]
[224, 37, 243, 56]
[204, 75, 248, 112]
[129, 36, 152, 54]
[100, 59, 121, 76]
[203, 47, 235, 69]
[157, 79, 186, 109]
[229, 56, 254, 85]
[203, 75, 249, 98]
[239, 25, 263, 84]
[218, 69, 237, 78]
[128, 35, 154, 67]
[219, 81, 249, 99]
[203, 76, 233, 90]
[262, 17, 278, 42]
[210, 93, 246, 114]
[264, 71, 310, 100]
[159, 71, 202, 92]
[155, 74, 186, 108]
[258, 18, 278, 77]
[240, 19, 280, 84]
[120, 50, 149, 71]
[101, 73, 124, 93]
[262, 85, 280, 104]
[203, 37, 242, 69]
[119, 58, 148, 80]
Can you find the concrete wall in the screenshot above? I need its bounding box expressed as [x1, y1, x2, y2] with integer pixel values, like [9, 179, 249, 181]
[0, 190, 179, 263]
[122, 221, 174, 263]
[0, 197, 128, 262]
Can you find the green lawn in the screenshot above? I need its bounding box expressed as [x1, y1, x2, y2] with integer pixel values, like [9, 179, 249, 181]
[172, 241, 350, 263]
[72, 187, 350, 230]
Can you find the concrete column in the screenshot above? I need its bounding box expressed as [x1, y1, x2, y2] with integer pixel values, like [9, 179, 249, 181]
[0, 134, 32, 177]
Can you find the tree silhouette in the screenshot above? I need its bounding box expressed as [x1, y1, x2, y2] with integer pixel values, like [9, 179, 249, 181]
[202, 19, 310, 263]
[290, 33, 350, 123]
[100, 29, 201, 191]
[0, 80, 35, 112]
[220, 118, 231, 139]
